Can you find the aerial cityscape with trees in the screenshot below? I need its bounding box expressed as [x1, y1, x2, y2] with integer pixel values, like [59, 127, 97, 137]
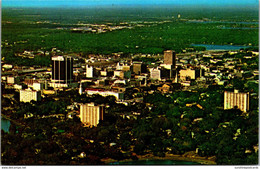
[1, 0, 259, 166]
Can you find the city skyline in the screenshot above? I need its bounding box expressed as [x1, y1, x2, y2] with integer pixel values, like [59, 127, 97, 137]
[1, 0, 259, 165]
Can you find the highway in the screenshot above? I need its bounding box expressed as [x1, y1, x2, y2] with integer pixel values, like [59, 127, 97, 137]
[2, 68, 49, 76]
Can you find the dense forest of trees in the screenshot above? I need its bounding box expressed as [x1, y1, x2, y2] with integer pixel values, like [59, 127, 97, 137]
[2, 21, 258, 54]
[2, 10, 258, 66]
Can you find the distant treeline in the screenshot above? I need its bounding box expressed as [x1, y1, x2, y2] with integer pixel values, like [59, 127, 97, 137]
[2, 7, 258, 24]
[1, 7, 258, 66]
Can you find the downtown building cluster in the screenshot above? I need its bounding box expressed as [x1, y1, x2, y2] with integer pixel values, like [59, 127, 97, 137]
[2, 48, 259, 126]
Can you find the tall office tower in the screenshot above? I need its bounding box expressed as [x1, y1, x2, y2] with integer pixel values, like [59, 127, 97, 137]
[162, 50, 176, 79]
[164, 50, 176, 66]
[86, 65, 94, 78]
[52, 56, 73, 84]
[132, 61, 147, 75]
[79, 103, 104, 127]
[224, 90, 250, 112]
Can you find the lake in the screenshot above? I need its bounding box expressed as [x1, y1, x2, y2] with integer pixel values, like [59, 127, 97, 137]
[110, 160, 200, 165]
[1, 118, 11, 133]
[191, 44, 252, 51]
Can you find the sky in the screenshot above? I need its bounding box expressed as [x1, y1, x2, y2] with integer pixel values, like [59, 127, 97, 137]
[1, 0, 259, 7]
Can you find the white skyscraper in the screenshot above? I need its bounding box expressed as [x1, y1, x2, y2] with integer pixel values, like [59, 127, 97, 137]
[224, 90, 250, 112]
[20, 88, 41, 103]
[86, 65, 94, 78]
[79, 103, 104, 127]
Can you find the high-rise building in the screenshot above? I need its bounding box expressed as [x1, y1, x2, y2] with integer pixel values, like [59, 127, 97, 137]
[52, 56, 73, 84]
[224, 90, 250, 112]
[79, 103, 104, 127]
[20, 88, 41, 103]
[86, 65, 95, 78]
[132, 61, 147, 75]
[164, 50, 176, 66]
[162, 50, 176, 80]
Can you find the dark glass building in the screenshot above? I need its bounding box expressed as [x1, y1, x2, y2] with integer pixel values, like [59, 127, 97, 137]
[51, 56, 73, 84]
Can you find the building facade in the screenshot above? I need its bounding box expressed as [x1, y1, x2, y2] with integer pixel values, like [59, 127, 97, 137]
[85, 89, 124, 100]
[132, 61, 147, 75]
[32, 82, 45, 91]
[86, 65, 94, 78]
[162, 50, 176, 79]
[150, 68, 161, 80]
[20, 89, 41, 103]
[179, 68, 200, 81]
[164, 50, 176, 66]
[79, 103, 104, 127]
[224, 90, 250, 112]
[7, 76, 19, 84]
[52, 56, 73, 84]
[116, 62, 131, 71]
[114, 70, 124, 79]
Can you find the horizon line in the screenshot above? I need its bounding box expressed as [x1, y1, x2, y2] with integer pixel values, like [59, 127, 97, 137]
[2, 3, 259, 9]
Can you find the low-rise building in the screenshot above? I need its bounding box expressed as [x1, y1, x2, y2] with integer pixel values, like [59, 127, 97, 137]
[7, 76, 19, 84]
[116, 62, 131, 71]
[157, 84, 171, 93]
[2, 64, 13, 70]
[114, 70, 124, 79]
[85, 88, 124, 100]
[14, 84, 23, 90]
[179, 68, 200, 81]
[49, 82, 68, 88]
[150, 68, 161, 80]
[32, 82, 45, 91]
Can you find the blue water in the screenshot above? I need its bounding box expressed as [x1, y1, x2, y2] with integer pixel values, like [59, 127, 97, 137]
[1, 118, 11, 133]
[191, 44, 252, 51]
[110, 160, 200, 165]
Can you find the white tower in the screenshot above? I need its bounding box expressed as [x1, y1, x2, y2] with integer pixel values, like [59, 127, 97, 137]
[79, 82, 83, 95]
[86, 65, 94, 78]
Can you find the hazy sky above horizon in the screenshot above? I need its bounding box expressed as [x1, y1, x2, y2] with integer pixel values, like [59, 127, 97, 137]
[2, 0, 259, 7]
